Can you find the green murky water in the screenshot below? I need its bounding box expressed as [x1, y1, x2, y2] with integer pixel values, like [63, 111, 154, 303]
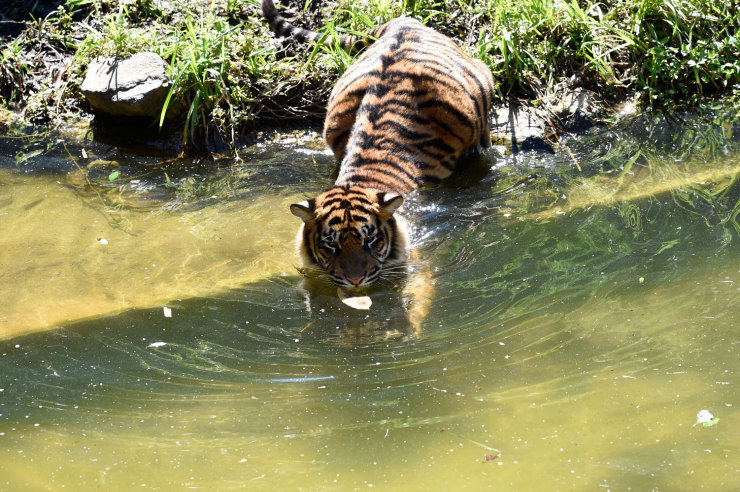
[1, 111, 738, 489]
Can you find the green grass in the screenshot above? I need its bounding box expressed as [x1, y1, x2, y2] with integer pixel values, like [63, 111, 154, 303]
[0, 37, 29, 104]
[0, 0, 738, 148]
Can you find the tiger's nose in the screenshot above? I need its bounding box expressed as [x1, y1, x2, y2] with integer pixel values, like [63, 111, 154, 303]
[346, 275, 365, 286]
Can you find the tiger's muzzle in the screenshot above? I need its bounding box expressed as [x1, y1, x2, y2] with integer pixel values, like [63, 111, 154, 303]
[330, 237, 381, 287]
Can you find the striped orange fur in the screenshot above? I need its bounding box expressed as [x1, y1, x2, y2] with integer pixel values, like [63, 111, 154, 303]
[262, 0, 494, 288]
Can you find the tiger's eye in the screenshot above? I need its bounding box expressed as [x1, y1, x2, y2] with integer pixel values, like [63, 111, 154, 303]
[321, 237, 339, 253]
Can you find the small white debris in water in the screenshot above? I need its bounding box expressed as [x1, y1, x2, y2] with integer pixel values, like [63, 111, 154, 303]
[696, 410, 714, 425]
[337, 288, 372, 310]
[148, 342, 167, 348]
[163, 307, 172, 318]
[98, 238, 108, 245]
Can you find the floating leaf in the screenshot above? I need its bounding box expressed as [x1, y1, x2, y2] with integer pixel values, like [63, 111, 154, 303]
[108, 171, 120, 182]
[338, 288, 372, 310]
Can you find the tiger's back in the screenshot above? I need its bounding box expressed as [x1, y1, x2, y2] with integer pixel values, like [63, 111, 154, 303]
[324, 17, 494, 196]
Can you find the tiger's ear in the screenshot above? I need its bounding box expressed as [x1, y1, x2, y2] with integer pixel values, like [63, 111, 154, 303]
[378, 192, 403, 216]
[290, 200, 316, 222]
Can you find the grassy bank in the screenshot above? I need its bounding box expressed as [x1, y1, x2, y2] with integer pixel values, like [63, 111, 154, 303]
[1, 0, 738, 148]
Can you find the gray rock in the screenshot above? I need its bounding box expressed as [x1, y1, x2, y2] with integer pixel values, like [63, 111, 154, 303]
[81, 52, 177, 119]
[490, 103, 553, 154]
[549, 88, 600, 131]
[488, 89, 605, 154]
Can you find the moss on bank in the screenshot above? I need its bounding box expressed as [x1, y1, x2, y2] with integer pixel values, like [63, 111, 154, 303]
[1, 0, 738, 150]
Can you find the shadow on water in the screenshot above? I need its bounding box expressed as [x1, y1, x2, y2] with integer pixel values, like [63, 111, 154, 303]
[0, 108, 739, 489]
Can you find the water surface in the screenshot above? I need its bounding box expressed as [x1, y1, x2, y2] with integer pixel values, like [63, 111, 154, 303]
[0, 112, 738, 489]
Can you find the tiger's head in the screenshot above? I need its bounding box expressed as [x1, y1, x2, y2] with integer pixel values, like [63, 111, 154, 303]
[290, 185, 408, 288]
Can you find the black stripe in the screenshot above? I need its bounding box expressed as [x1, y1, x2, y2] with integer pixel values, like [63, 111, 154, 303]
[333, 69, 382, 98]
[351, 130, 455, 165]
[322, 196, 373, 208]
[374, 119, 432, 140]
[336, 62, 464, 98]
[370, 108, 431, 128]
[350, 123, 435, 151]
[350, 129, 382, 150]
[322, 188, 373, 201]
[367, 82, 393, 99]
[375, 96, 419, 112]
[340, 84, 429, 103]
[449, 59, 490, 124]
[328, 197, 374, 212]
[385, 69, 458, 91]
[324, 190, 374, 203]
[326, 129, 350, 151]
[389, 65, 479, 110]
[418, 99, 475, 130]
[387, 60, 487, 125]
[338, 87, 370, 101]
[305, 226, 320, 265]
[438, 156, 457, 172]
[345, 158, 421, 188]
[428, 116, 466, 145]
[325, 124, 350, 140]
[327, 100, 361, 121]
[396, 39, 465, 60]
[392, 88, 430, 98]
[342, 173, 409, 193]
[383, 217, 399, 261]
[414, 137, 456, 158]
[353, 132, 425, 155]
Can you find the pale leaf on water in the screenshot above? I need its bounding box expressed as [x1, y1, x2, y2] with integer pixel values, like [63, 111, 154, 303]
[337, 288, 372, 310]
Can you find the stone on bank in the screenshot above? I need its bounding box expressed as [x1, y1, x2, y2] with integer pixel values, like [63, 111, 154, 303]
[80, 52, 179, 120]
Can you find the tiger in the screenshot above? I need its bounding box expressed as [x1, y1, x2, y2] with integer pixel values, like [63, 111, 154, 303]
[261, 0, 494, 293]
